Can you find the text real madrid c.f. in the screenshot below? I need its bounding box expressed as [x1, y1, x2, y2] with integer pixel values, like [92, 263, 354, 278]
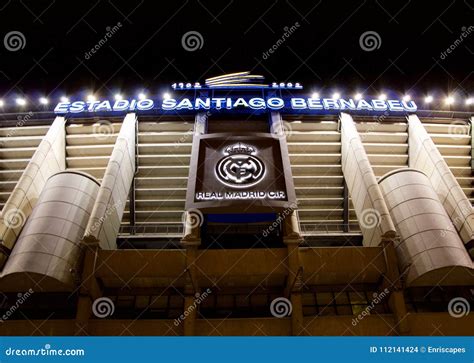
[195, 191, 286, 201]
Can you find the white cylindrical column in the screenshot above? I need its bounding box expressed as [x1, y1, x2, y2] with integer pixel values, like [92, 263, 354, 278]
[378, 168, 473, 286]
[0, 171, 99, 291]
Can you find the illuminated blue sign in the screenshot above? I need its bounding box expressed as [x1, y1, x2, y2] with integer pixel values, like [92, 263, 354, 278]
[52, 72, 418, 115]
[54, 96, 417, 114]
[54, 99, 154, 113]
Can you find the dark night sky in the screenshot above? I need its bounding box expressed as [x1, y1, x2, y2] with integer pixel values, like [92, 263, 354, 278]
[0, 0, 473, 102]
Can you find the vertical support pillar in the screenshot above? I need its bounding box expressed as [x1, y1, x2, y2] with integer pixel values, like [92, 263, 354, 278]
[381, 240, 410, 335]
[181, 200, 201, 336]
[129, 119, 139, 235]
[194, 112, 208, 135]
[129, 180, 136, 235]
[283, 211, 304, 336]
[343, 181, 349, 232]
[180, 111, 207, 336]
[181, 111, 207, 244]
[272, 109, 304, 334]
[182, 245, 199, 336]
[471, 117, 473, 172]
[74, 247, 102, 335]
[286, 242, 304, 336]
[269, 111, 289, 136]
[183, 293, 198, 336]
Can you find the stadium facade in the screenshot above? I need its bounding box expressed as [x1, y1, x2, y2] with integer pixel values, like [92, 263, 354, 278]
[0, 73, 473, 336]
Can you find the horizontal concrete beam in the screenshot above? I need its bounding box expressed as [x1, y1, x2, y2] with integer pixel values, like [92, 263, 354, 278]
[94, 247, 386, 288]
[1, 313, 471, 336]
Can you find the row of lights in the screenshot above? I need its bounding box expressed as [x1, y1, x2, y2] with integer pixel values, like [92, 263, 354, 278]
[0, 92, 472, 107]
[0, 92, 155, 108]
[311, 92, 473, 105]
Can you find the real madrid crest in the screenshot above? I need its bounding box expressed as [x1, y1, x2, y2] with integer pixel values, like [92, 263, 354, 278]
[215, 143, 265, 188]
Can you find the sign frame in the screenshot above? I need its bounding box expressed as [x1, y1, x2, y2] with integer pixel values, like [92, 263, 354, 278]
[185, 132, 297, 214]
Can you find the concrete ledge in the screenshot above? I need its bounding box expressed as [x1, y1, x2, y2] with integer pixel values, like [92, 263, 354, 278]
[0, 312, 471, 336]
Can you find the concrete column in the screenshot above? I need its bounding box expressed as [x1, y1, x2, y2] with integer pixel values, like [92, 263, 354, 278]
[181, 112, 205, 336]
[183, 294, 198, 336]
[194, 112, 208, 135]
[183, 246, 199, 336]
[83, 113, 136, 250]
[181, 211, 202, 245]
[379, 168, 473, 286]
[181, 111, 205, 243]
[277, 120, 304, 334]
[0, 116, 66, 268]
[283, 205, 301, 238]
[0, 171, 100, 291]
[75, 246, 102, 335]
[285, 241, 304, 336]
[380, 240, 410, 335]
[289, 291, 304, 336]
[408, 115, 474, 258]
[283, 212, 304, 335]
[471, 116, 474, 172]
[340, 113, 396, 246]
[269, 111, 283, 135]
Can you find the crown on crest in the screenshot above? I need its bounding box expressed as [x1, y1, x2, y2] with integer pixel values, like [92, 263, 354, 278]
[224, 143, 256, 155]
